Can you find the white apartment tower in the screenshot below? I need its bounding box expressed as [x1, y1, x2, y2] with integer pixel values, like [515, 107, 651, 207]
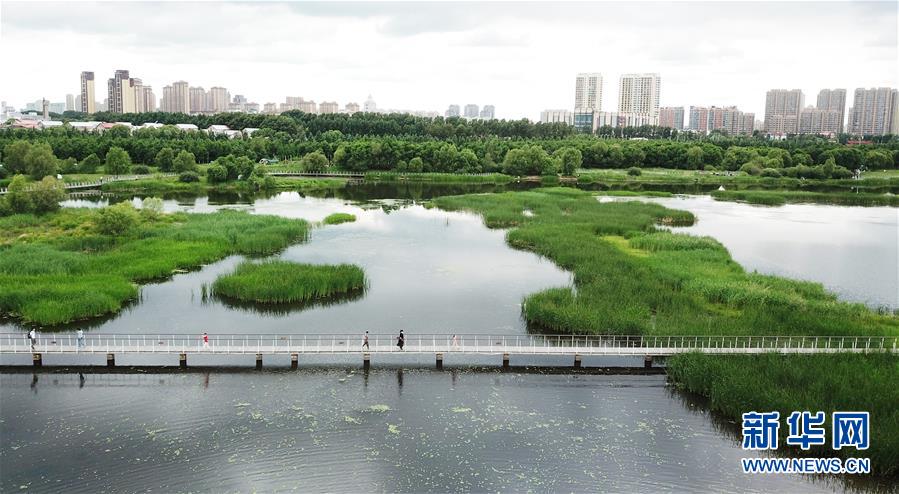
[618, 73, 661, 121]
[574, 73, 602, 111]
[847, 87, 898, 136]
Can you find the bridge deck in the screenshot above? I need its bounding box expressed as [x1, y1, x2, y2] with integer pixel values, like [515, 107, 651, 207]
[3, 334, 895, 356]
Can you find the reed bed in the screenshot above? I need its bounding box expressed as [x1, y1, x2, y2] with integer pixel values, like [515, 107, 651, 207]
[667, 353, 899, 477]
[711, 189, 899, 207]
[0, 209, 308, 324]
[322, 213, 357, 225]
[211, 260, 366, 303]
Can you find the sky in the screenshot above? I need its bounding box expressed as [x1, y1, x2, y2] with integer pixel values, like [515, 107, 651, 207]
[0, 1, 896, 121]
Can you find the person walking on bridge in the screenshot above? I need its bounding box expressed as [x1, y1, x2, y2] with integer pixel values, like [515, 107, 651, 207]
[28, 329, 36, 351]
[362, 331, 370, 351]
[396, 330, 405, 351]
[76, 329, 85, 350]
[202, 332, 209, 349]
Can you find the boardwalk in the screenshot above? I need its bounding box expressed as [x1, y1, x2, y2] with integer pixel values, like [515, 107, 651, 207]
[0, 174, 177, 195]
[3, 334, 895, 369]
[268, 171, 365, 178]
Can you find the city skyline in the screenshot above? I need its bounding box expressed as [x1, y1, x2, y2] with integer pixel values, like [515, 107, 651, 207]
[1, 2, 895, 121]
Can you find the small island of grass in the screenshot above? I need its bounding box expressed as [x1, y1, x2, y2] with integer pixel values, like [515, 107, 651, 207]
[212, 260, 366, 303]
[323, 213, 357, 225]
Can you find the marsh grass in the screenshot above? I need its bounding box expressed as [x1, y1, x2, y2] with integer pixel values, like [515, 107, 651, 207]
[667, 353, 899, 477]
[365, 172, 513, 184]
[0, 209, 308, 325]
[211, 260, 366, 303]
[711, 189, 899, 207]
[323, 213, 357, 225]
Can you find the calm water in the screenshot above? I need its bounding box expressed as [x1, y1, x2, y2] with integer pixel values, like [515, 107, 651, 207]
[0, 371, 857, 493]
[604, 195, 898, 310]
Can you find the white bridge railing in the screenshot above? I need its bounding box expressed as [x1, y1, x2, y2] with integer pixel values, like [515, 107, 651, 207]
[0, 173, 177, 195]
[2, 333, 896, 356]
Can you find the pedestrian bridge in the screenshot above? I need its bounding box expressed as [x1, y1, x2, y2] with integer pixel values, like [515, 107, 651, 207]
[2, 333, 895, 369]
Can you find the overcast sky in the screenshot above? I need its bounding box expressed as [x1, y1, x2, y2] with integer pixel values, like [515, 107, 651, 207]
[1, 1, 896, 120]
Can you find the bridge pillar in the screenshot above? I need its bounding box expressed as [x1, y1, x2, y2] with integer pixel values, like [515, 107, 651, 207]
[502, 353, 510, 370]
[574, 353, 582, 368]
[106, 353, 115, 368]
[255, 354, 263, 370]
[179, 353, 187, 369]
[290, 353, 299, 370]
[32, 353, 42, 368]
[435, 353, 443, 370]
[644, 356, 653, 369]
[363, 352, 371, 370]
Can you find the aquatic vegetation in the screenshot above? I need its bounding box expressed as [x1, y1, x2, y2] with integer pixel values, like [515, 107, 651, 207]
[668, 353, 899, 477]
[0, 208, 308, 325]
[365, 172, 513, 184]
[711, 189, 899, 207]
[211, 260, 366, 304]
[434, 187, 897, 336]
[368, 404, 391, 413]
[322, 213, 357, 225]
[595, 190, 674, 198]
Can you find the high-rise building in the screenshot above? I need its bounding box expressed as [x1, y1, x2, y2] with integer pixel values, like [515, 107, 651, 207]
[445, 104, 460, 118]
[189, 86, 207, 113]
[816, 89, 846, 133]
[618, 73, 661, 123]
[764, 89, 804, 135]
[799, 107, 842, 135]
[65, 94, 75, 112]
[107, 69, 138, 113]
[540, 109, 573, 125]
[363, 95, 377, 113]
[299, 100, 318, 113]
[161, 81, 190, 113]
[463, 104, 479, 118]
[319, 101, 339, 114]
[574, 73, 602, 111]
[688, 106, 709, 132]
[479, 105, 495, 119]
[74, 95, 82, 113]
[49, 102, 66, 114]
[263, 102, 278, 114]
[208, 87, 230, 113]
[659, 107, 684, 130]
[345, 102, 360, 114]
[80, 71, 96, 114]
[133, 81, 155, 113]
[847, 87, 897, 136]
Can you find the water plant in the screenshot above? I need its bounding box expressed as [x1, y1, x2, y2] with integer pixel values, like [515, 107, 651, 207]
[322, 213, 357, 225]
[0, 208, 308, 324]
[211, 260, 365, 303]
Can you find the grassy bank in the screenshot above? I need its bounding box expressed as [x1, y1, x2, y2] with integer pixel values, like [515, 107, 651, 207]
[100, 175, 348, 194]
[365, 172, 514, 184]
[576, 168, 899, 190]
[211, 260, 365, 303]
[0, 208, 308, 325]
[323, 213, 357, 225]
[711, 189, 899, 207]
[668, 353, 899, 476]
[433, 187, 898, 476]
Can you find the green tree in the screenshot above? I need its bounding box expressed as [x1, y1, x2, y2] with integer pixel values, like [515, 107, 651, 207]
[408, 157, 424, 173]
[5, 175, 33, 213]
[865, 150, 893, 170]
[173, 150, 197, 173]
[2, 141, 32, 174]
[553, 147, 582, 176]
[206, 163, 228, 183]
[105, 146, 132, 175]
[80, 153, 101, 173]
[155, 147, 175, 171]
[95, 202, 140, 235]
[502, 145, 553, 176]
[686, 146, 704, 169]
[299, 151, 329, 172]
[24, 143, 58, 179]
[30, 176, 66, 213]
